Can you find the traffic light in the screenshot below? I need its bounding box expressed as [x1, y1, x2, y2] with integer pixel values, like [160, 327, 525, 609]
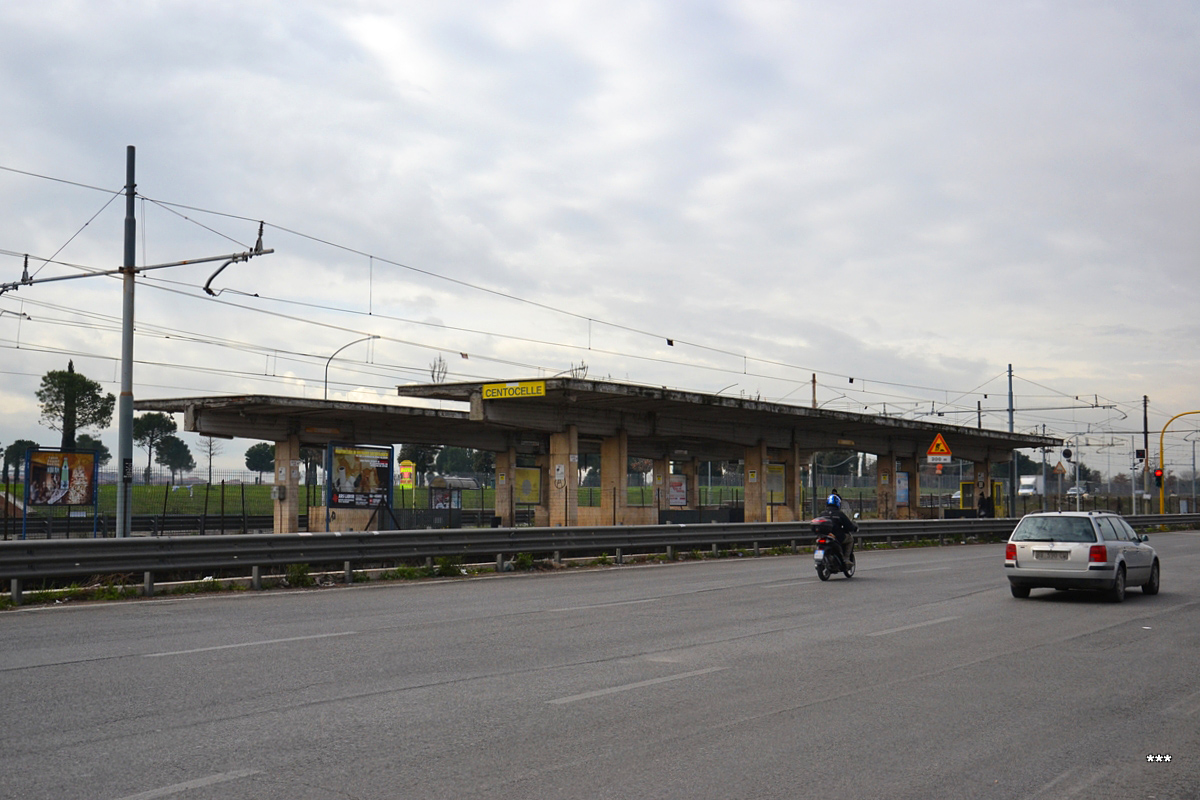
[1154, 467, 1164, 488]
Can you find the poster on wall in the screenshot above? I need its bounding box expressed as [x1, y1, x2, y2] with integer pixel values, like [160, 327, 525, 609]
[896, 471, 910, 506]
[668, 475, 687, 507]
[513, 467, 541, 504]
[327, 444, 393, 508]
[397, 459, 415, 491]
[26, 450, 97, 506]
[767, 464, 786, 503]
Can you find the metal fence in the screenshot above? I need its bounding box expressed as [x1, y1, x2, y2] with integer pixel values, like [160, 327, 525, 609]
[4, 513, 1197, 604]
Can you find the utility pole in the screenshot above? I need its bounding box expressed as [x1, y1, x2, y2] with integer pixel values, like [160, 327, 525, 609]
[1008, 364, 1016, 518]
[1, 146, 273, 538]
[1143, 396, 1150, 503]
[116, 146, 136, 538]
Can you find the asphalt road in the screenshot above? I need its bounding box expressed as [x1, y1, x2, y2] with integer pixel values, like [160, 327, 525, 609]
[2, 533, 1198, 800]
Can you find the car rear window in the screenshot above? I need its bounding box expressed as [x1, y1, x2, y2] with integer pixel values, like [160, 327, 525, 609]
[1012, 516, 1097, 543]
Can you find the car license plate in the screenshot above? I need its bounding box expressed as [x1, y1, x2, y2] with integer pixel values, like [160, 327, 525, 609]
[1035, 550, 1068, 561]
[814, 549, 824, 559]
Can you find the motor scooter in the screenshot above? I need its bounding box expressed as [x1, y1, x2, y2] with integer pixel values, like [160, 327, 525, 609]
[811, 510, 857, 581]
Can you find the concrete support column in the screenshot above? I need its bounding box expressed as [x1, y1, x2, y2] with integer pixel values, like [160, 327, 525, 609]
[494, 447, 516, 527]
[779, 444, 804, 522]
[680, 457, 699, 510]
[877, 452, 897, 520]
[600, 431, 628, 525]
[273, 434, 302, 534]
[897, 455, 919, 519]
[744, 440, 768, 523]
[652, 458, 669, 512]
[548, 426, 579, 526]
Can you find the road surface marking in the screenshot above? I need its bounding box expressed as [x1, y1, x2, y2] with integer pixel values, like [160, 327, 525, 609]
[143, 631, 355, 657]
[548, 667, 726, 705]
[866, 616, 959, 637]
[548, 598, 659, 612]
[116, 769, 261, 799]
[1165, 689, 1200, 717]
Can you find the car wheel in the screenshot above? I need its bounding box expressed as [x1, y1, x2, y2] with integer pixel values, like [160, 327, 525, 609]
[1107, 565, 1126, 603]
[816, 561, 830, 581]
[1010, 584, 1030, 599]
[1142, 561, 1160, 595]
[843, 554, 856, 579]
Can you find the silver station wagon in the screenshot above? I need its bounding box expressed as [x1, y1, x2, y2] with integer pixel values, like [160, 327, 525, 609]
[1004, 511, 1160, 602]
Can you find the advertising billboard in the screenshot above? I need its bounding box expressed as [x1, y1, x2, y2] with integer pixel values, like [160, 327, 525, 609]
[513, 467, 541, 504]
[26, 450, 97, 506]
[398, 459, 415, 490]
[327, 444, 393, 508]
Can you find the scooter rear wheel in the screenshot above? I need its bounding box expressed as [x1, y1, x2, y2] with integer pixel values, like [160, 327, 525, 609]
[816, 560, 831, 581]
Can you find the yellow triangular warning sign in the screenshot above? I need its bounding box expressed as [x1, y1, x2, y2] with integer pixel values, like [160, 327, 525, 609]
[927, 433, 952, 457]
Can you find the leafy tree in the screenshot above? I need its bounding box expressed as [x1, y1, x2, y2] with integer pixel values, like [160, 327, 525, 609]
[133, 413, 177, 482]
[471, 449, 495, 476]
[3, 439, 40, 485]
[245, 442, 275, 482]
[628, 457, 653, 487]
[75, 434, 111, 468]
[300, 446, 323, 490]
[35, 361, 114, 450]
[155, 435, 196, 484]
[434, 446, 474, 474]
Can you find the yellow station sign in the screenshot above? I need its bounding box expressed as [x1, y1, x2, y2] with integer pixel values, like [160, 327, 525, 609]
[481, 380, 546, 400]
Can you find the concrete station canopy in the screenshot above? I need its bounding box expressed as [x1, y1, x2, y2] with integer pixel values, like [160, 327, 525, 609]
[136, 377, 1057, 462]
[394, 378, 1057, 462]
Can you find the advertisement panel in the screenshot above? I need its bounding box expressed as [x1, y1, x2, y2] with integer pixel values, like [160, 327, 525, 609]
[767, 464, 785, 503]
[668, 475, 687, 507]
[398, 459, 416, 490]
[513, 467, 541, 504]
[327, 444, 393, 508]
[27, 450, 97, 506]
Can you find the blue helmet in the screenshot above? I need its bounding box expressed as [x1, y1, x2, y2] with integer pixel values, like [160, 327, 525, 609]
[826, 493, 841, 509]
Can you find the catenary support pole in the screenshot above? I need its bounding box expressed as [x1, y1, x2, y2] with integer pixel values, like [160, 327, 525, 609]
[116, 146, 136, 539]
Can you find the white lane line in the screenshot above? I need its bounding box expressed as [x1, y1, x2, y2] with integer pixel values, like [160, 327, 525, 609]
[866, 616, 960, 637]
[1165, 689, 1200, 717]
[548, 598, 659, 612]
[548, 667, 726, 705]
[116, 769, 262, 799]
[143, 631, 355, 658]
[1031, 764, 1114, 798]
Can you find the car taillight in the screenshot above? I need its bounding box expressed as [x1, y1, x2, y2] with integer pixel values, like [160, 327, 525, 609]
[1005, 543, 1016, 560]
[1089, 545, 1108, 563]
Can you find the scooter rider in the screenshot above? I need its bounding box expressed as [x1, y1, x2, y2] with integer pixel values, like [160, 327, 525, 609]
[825, 491, 858, 561]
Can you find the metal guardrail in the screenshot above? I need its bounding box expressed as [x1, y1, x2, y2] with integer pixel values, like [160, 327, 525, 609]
[3, 514, 1196, 603]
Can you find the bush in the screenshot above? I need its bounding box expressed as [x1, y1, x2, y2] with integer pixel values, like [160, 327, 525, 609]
[285, 563, 314, 587]
[435, 556, 463, 578]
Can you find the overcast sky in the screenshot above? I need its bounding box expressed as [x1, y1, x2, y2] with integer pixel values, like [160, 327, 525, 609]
[1, 1, 1198, 477]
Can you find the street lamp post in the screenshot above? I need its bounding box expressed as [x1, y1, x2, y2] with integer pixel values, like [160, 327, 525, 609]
[324, 335, 379, 400]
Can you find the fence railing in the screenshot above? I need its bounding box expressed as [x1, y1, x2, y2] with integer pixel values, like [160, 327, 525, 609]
[4, 514, 1196, 603]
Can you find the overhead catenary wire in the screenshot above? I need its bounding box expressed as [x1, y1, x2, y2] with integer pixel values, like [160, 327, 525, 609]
[0, 161, 1133, 434]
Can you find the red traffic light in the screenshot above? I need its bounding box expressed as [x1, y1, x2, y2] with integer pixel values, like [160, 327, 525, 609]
[1154, 468, 1164, 478]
